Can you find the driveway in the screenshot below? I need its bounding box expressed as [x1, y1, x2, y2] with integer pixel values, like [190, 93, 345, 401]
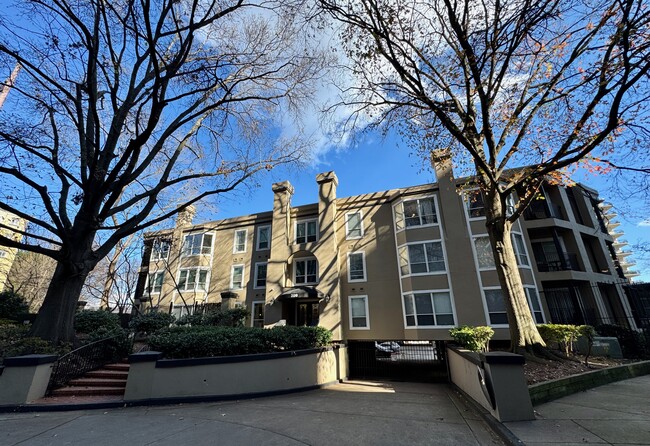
[1, 381, 504, 445]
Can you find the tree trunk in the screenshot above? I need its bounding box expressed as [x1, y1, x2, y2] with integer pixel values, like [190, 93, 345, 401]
[29, 260, 91, 344]
[483, 188, 546, 353]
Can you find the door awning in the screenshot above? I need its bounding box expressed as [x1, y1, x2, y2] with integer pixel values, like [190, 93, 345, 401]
[278, 286, 327, 301]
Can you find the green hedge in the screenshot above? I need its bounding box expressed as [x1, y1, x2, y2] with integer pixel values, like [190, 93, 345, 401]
[537, 324, 595, 356]
[449, 325, 494, 352]
[74, 310, 121, 334]
[130, 311, 175, 333]
[0, 291, 29, 321]
[149, 325, 332, 359]
[0, 323, 68, 362]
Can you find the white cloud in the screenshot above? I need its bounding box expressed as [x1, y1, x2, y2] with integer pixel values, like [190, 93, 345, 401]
[638, 219, 650, 227]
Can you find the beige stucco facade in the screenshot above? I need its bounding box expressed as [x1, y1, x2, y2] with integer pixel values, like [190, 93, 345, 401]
[135, 167, 637, 341]
[0, 210, 26, 293]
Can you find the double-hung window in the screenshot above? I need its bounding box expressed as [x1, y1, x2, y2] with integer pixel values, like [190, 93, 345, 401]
[178, 268, 209, 292]
[254, 262, 267, 289]
[474, 236, 495, 269]
[525, 287, 544, 323]
[347, 252, 366, 282]
[345, 211, 363, 239]
[399, 241, 445, 275]
[294, 258, 317, 284]
[295, 219, 318, 244]
[403, 292, 454, 327]
[484, 287, 544, 325]
[151, 239, 170, 261]
[466, 190, 485, 218]
[511, 232, 530, 266]
[147, 271, 164, 294]
[233, 229, 247, 253]
[251, 301, 265, 328]
[256, 225, 271, 250]
[349, 295, 369, 329]
[403, 197, 437, 227]
[230, 265, 245, 289]
[182, 233, 213, 256]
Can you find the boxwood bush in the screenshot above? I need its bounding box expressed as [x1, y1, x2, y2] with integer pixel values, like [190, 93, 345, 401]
[130, 311, 175, 334]
[74, 310, 121, 334]
[449, 325, 494, 352]
[148, 325, 332, 359]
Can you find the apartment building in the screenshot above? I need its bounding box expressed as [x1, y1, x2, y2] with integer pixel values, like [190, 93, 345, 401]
[134, 162, 638, 341]
[0, 210, 26, 292]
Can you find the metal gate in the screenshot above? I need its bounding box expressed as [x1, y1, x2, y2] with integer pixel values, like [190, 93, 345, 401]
[347, 340, 447, 382]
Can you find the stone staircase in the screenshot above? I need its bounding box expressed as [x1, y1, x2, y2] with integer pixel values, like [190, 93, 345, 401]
[48, 362, 129, 398]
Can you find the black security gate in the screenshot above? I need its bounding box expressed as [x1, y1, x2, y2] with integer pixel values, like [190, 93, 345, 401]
[347, 340, 447, 382]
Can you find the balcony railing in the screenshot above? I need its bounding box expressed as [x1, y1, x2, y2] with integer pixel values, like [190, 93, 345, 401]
[524, 201, 563, 220]
[536, 251, 580, 272]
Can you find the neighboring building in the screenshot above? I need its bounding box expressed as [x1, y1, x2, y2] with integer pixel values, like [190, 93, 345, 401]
[134, 162, 639, 341]
[0, 210, 26, 292]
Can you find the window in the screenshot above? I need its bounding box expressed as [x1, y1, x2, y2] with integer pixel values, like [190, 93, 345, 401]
[147, 271, 164, 294]
[403, 292, 454, 327]
[251, 301, 265, 328]
[151, 239, 170, 261]
[294, 258, 318, 284]
[182, 233, 213, 256]
[347, 252, 367, 282]
[171, 303, 193, 320]
[349, 295, 369, 329]
[254, 262, 267, 289]
[511, 233, 530, 266]
[178, 268, 209, 292]
[345, 211, 363, 239]
[484, 287, 544, 325]
[403, 197, 437, 227]
[256, 225, 271, 250]
[0, 250, 6, 258]
[474, 236, 495, 269]
[230, 264, 245, 289]
[233, 229, 247, 253]
[466, 190, 485, 218]
[525, 287, 545, 323]
[398, 241, 445, 275]
[295, 219, 318, 244]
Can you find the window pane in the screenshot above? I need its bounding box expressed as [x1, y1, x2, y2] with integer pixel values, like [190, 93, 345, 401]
[406, 315, 416, 326]
[307, 221, 317, 240]
[352, 317, 367, 328]
[347, 212, 362, 238]
[197, 270, 208, 291]
[417, 314, 435, 325]
[258, 227, 269, 249]
[419, 198, 437, 224]
[512, 233, 529, 266]
[414, 293, 433, 314]
[297, 223, 305, 242]
[468, 191, 485, 217]
[437, 314, 455, 325]
[432, 292, 452, 315]
[202, 234, 213, 254]
[526, 288, 541, 311]
[425, 242, 445, 271]
[399, 246, 409, 276]
[408, 244, 427, 273]
[349, 253, 365, 280]
[403, 295, 414, 316]
[296, 261, 305, 277]
[475, 237, 495, 268]
[178, 270, 188, 290]
[350, 297, 366, 318]
[307, 259, 317, 276]
[394, 203, 405, 231]
[490, 313, 508, 324]
[485, 289, 506, 312]
[403, 201, 420, 227]
[256, 264, 267, 287]
[187, 269, 197, 289]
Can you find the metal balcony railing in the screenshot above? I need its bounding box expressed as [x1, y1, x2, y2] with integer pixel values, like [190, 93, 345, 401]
[536, 251, 580, 272]
[524, 201, 563, 220]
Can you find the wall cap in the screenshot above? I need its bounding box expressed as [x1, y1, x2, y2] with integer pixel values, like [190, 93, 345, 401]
[480, 352, 525, 365]
[129, 351, 163, 363]
[3, 355, 58, 367]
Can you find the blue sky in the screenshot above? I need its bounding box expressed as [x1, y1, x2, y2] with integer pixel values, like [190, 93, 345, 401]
[209, 130, 650, 282]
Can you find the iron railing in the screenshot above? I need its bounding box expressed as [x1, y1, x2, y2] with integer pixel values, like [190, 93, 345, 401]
[46, 334, 129, 394]
[524, 201, 564, 220]
[536, 251, 580, 272]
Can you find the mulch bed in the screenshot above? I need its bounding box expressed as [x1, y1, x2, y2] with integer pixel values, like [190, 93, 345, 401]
[523, 354, 626, 385]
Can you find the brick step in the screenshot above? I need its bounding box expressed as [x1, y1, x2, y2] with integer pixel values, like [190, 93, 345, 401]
[51, 386, 126, 397]
[85, 370, 129, 380]
[68, 378, 127, 388]
[103, 363, 130, 372]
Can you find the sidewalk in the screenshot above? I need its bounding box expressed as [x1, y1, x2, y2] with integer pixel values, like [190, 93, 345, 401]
[0, 381, 505, 445]
[505, 374, 650, 445]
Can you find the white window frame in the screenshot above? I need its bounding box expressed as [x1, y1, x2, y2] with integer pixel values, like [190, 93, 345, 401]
[181, 232, 214, 257]
[177, 267, 210, 292]
[402, 289, 456, 328]
[347, 251, 367, 282]
[233, 229, 248, 254]
[293, 257, 318, 285]
[472, 235, 496, 270]
[482, 286, 543, 327]
[464, 189, 486, 220]
[482, 287, 508, 327]
[151, 239, 171, 261]
[511, 232, 531, 268]
[398, 240, 447, 276]
[254, 262, 268, 289]
[251, 300, 265, 328]
[295, 219, 318, 244]
[345, 211, 364, 240]
[399, 195, 439, 229]
[256, 225, 271, 251]
[230, 264, 245, 290]
[524, 286, 545, 324]
[0, 249, 6, 258]
[349, 295, 370, 330]
[147, 271, 165, 294]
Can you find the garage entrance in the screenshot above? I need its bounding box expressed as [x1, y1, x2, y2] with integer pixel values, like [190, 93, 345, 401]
[347, 340, 448, 383]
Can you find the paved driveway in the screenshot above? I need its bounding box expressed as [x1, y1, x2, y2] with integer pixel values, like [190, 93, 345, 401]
[1, 381, 504, 445]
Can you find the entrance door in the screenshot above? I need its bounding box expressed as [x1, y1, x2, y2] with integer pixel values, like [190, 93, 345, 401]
[297, 301, 319, 326]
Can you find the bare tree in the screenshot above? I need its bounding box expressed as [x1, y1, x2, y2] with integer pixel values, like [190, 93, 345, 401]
[0, 0, 329, 342]
[319, 0, 650, 354]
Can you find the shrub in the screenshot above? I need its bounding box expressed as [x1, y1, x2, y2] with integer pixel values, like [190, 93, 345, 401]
[0, 324, 68, 361]
[85, 326, 132, 361]
[449, 326, 494, 352]
[148, 325, 332, 359]
[0, 290, 29, 321]
[74, 310, 121, 334]
[130, 311, 175, 333]
[536, 324, 595, 356]
[595, 324, 648, 359]
[178, 307, 251, 328]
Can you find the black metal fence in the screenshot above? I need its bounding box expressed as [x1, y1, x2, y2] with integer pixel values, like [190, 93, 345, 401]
[347, 340, 447, 383]
[46, 335, 129, 394]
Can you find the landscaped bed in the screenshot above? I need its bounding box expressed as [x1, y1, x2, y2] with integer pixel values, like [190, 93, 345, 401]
[523, 355, 628, 385]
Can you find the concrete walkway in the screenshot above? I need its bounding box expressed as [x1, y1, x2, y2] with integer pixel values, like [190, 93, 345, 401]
[0, 381, 505, 445]
[505, 374, 650, 445]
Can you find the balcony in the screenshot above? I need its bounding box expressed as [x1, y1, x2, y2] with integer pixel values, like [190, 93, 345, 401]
[536, 251, 580, 272]
[524, 201, 563, 220]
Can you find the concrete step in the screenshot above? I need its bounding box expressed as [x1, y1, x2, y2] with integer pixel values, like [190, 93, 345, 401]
[104, 363, 130, 372]
[85, 370, 129, 380]
[51, 386, 126, 397]
[68, 378, 127, 388]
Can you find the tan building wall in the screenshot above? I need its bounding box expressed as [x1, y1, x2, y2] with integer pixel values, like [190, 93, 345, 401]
[0, 210, 26, 293]
[136, 168, 636, 341]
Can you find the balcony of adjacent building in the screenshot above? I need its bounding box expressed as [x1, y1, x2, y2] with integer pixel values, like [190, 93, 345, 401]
[529, 228, 583, 276]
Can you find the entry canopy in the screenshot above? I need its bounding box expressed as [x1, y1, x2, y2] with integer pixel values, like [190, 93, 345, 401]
[278, 286, 327, 301]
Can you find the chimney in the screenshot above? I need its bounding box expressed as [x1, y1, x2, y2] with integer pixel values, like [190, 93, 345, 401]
[175, 205, 196, 228]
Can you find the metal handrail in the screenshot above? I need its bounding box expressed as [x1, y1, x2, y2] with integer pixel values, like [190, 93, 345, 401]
[46, 334, 130, 394]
